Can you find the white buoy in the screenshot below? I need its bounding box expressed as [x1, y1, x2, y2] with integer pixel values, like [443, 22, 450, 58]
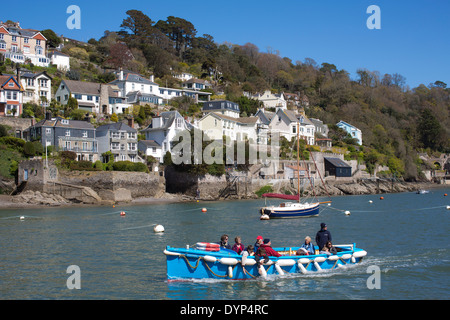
[345, 210, 351, 216]
[260, 214, 270, 220]
[447, 205, 450, 210]
[369, 200, 373, 203]
[154, 225, 165, 233]
[19, 216, 25, 221]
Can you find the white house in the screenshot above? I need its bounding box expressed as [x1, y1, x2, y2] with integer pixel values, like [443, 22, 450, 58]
[254, 90, 287, 110]
[181, 78, 212, 91]
[19, 71, 52, 105]
[138, 140, 162, 161]
[336, 120, 362, 145]
[110, 71, 211, 105]
[49, 51, 70, 71]
[141, 111, 191, 162]
[256, 108, 315, 145]
[55, 80, 131, 114]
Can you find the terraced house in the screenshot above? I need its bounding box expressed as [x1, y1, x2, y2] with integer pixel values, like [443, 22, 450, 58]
[96, 122, 141, 163]
[0, 21, 50, 67]
[0, 74, 24, 117]
[25, 114, 99, 162]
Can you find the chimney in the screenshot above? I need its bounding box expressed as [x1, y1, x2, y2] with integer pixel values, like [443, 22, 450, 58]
[128, 117, 134, 129]
[119, 69, 124, 81]
[150, 74, 154, 82]
[45, 111, 52, 120]
[31, 116, 36, 126]
[16, 67, 20, 86]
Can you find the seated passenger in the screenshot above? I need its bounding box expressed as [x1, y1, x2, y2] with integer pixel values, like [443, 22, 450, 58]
[260, 239, 281, 257]
[220, 234, 231, 249]
[255, 247, 269, 265]
[299, 236, 315, 255]
[319, 246, 331, 256]
[325, 241, 337, 255]
[232, 236, 245, 254]
[254, 236, 263, 253]
[296, 248, 309, 256]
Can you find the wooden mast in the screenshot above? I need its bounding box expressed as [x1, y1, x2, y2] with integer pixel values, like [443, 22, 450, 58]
[297, 122, 300, 203]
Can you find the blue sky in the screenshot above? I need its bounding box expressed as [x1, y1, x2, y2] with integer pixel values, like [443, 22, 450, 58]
[3, 0, 449, 88]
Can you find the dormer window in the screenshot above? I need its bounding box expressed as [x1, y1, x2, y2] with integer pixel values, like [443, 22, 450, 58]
[61, 119, 69, 125]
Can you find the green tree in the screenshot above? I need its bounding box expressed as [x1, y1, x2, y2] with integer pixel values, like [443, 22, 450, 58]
[417, 108, 444, 151]
[110, 113, 119, 123]
[41, 29, 62, 48]
[65, 97, 78, 117]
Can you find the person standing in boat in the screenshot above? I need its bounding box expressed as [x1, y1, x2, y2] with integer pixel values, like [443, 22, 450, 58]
[315, 223, 332, 253]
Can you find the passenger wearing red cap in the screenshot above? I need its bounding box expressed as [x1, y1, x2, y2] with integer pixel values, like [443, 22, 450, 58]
[254, 235, 263, 253]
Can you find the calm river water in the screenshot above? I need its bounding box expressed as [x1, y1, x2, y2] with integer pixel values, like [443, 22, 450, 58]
[1, 188, 449, 300]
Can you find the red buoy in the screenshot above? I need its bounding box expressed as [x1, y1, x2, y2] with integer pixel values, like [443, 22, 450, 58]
[120, 211, 126, 216]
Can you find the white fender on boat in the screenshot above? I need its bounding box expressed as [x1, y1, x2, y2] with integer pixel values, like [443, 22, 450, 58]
[163, 249, 181, 256]
[228, 266, 233, 278]
[341, 254, 352, 260]
[274, 263, 285, 276]
[314, 256, 326, 271]
[260, 214, 270, 220]
[258, 265, 267, 278]
[263, 260, 275, 266]
[277, 259, 296, 267]
[219, 258, 238, 266]
[353, 250, 367, 258]
[297, 261, 307, 274]
[243, 259, 256, 266]
[327, 255, 340, 261]
[299, 258, 310, 265]
[203, 255, 217, 263]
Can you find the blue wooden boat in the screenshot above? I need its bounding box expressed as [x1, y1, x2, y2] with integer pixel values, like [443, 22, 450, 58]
[164, 243, 367, 281]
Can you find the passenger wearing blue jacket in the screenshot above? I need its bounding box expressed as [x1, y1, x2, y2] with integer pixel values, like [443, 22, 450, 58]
[315, 223, 332, 251]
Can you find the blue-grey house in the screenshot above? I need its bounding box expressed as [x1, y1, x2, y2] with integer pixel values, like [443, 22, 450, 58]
[96, 122, 141, 163]
[25, 113, 98, 162]
[336, 120, 362, 145]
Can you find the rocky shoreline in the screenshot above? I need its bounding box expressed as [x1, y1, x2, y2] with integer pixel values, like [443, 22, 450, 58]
[0, 180, 446, 210]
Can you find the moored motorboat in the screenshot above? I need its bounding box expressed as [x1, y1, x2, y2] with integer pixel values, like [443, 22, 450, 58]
[164, 243, 367, 281]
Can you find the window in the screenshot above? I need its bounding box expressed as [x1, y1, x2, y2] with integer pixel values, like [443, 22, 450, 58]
[65, 130, 71, 137]
[87, 95, 93, 101]
[0, 34, 3, 40]
[24, 38, 29, 44]
[82, 142, 88, 151]
[27, 78, 34, 86]
[65, 141, 71, 150]
[46, 128, 51, 135]
[36, 46, 43, 55]
[12, 36, 17, 42]
[82, 131, 88, 138]
[111, 143, 120, 151]
[36, 40, 41, 45]
[0, 43, 5, 50]
[24, 46, 30, 53]
[61, 119, 69, 125]
[39, 79, 48, 87]
[74, 94, 82, 99]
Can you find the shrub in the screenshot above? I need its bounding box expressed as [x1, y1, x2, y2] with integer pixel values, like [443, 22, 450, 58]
[112, 161, 149, 173]
[0, 136, 25, 150]
[255, 185, 274, 198]
[23, 141, 36, 156]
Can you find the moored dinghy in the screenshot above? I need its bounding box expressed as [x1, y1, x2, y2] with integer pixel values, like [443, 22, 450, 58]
[164, 243, 367, 280]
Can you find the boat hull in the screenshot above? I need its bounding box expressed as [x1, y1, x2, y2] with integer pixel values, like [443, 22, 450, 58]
[261, 203, 320, 218]
[164, 245, 367, 281]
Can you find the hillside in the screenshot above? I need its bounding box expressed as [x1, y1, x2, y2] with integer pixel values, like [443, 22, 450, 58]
[2, 10, 449, 181]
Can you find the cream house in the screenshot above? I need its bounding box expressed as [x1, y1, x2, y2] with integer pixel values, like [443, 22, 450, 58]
[19, 71, 52, 105]
[198, 112, 269, 144]
[256, 108, 315, 145]
[254, 90, 287, 110]
[0, 21, 50, 67]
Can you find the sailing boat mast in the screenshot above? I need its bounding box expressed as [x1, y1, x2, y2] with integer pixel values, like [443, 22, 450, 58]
[297, 122, 300, 204]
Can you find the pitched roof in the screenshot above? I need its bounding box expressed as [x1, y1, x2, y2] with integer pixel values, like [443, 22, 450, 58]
[62, 80, 115, 96]
[96, 122, 136, 133]
[138, 140, 161, 148]
[32, 118, 95, 130]
[324, 157, 351, 168]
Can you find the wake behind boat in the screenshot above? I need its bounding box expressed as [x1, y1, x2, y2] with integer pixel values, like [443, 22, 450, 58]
[164, 243, 367, 281]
